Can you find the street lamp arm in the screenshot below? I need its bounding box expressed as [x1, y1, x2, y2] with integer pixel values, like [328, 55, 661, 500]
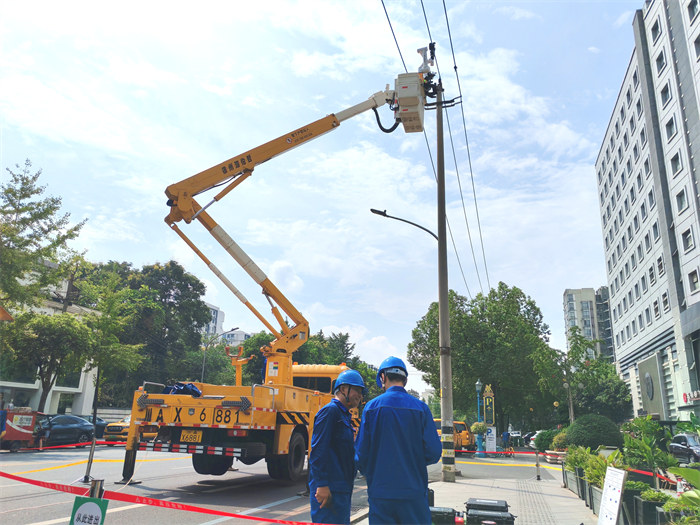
[370, 208, 438, 241]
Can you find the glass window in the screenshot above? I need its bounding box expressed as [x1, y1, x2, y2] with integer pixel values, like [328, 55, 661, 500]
[677, 188, 688, 212]
[662, 292, 670, 311]
[690, 270, 700, 293]
[666, 115, 678, 140]
[653, 221, 660, 241]
[682, 229, 695, 251]
[689, 0, 700, 21]
[656, 49, 667, 74]
[652, 18, 662, 41]
[671, 152, 683, 175]
[661, 83, 672, 106]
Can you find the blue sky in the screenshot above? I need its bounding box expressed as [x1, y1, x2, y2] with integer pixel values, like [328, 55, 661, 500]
[1, 1, 643, 392]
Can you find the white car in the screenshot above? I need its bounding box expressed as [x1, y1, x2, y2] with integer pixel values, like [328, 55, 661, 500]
[528, 430, 543, 448]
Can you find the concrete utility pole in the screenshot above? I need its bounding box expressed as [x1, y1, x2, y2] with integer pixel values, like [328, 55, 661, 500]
[436, 83, 455, 483]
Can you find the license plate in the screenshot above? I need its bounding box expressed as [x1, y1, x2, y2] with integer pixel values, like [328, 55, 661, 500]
[181, 429, 202, 443]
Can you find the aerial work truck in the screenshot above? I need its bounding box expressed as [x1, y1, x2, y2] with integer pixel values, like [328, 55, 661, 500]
[120, 51, 435, 483]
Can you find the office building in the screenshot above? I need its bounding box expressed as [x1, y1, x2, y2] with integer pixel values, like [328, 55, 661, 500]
[595, 0, 700, 419]
[563, 287, 614, 360]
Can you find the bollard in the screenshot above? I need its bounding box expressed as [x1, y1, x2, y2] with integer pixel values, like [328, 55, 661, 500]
[535, 451, 541, 481]
[89, 479, 104, 499]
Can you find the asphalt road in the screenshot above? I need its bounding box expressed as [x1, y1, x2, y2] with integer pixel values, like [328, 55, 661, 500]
[0, 446, 558, 524]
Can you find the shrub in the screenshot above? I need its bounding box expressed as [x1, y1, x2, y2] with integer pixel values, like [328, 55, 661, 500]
[640, 488, 673, 504]
[567, 414, 622, 450]
[624, 480, 652, 495]
[552, 431, 568, 451]
[565, 445, 592, 472]
[471, 422, 487, 435]
[584, 449, 625, 488]
[534, 429, 558, 451]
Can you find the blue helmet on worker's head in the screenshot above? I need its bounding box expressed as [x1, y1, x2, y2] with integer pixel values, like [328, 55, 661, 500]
[334, 369, 366, 395]
[376, 356, 408, 388]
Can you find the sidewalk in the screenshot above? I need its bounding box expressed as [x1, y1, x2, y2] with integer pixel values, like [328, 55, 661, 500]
[350, 461, 598, 525]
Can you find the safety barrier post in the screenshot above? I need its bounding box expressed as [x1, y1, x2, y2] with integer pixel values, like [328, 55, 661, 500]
[89, 479, 104, 498]
[535, 451, 541, 481]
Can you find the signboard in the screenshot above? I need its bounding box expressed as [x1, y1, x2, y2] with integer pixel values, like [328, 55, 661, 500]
[70, 496, 108, 525]
[485, 426, 497, 452]
[483, 385, 495, 426]
[598, 466, 627, 525]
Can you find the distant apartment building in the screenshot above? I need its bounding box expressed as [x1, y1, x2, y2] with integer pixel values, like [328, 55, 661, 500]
[203, 302, 225, 336]
[563, 287, 615, 360]
[595, 0, 700, 420]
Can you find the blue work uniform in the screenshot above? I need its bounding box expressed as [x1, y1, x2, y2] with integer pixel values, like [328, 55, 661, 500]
[355, 385, 442, 525]
[308, 398, 356, 524]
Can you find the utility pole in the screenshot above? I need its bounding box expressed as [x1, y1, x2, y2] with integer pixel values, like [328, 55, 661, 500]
[436, 81, 455, 483]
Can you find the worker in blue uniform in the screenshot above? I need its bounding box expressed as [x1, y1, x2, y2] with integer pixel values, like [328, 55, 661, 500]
[355, 356, 442, 524]
[308, 369, 366, 524]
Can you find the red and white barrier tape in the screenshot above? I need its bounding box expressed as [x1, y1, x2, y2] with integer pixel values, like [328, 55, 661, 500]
[0, 470, 316, 524]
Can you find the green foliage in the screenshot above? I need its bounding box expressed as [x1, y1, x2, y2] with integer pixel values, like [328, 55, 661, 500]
[3, 312, 94, 411]
[471, 422, 487, 435]
[677, 413, 700, 436]
[666, 467, 700, 522]
[622, 415, 677, 489]
[565, 445, 593, 471]
[0, 159, 84, 309]
[552, 430, 568, 451]
[408, 283, 551, 435]
[625, 480, 653, 494]
[584, 449, 626, 488]
[567, 413, 622, 450]
[640, 488, 673, 503]
[534, 429, 558, 451]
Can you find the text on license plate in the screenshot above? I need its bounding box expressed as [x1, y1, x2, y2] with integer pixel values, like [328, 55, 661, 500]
[181, 429, 202, 443]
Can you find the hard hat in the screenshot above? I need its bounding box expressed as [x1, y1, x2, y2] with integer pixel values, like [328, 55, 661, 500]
[334, 369, 366, 395]
[376, 356, 408, 388]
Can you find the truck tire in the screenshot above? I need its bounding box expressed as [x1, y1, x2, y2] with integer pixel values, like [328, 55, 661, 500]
[192, 453, 212, 474]
[192, 454, 233, 475]
[9, 441, 21, 453]
[266, 431, 306, 481]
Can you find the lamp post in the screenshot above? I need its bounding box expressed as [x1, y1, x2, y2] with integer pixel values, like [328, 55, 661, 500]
[475, 379, 485, 457]
[562, 381, 583, 425]
[201, 327, 238, 382]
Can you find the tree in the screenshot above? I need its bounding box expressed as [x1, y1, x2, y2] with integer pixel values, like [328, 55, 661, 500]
[408, 282, 551, 432]
[0, 160, 85, 309]
[3, 312, 93, 411]
[531, 326, 632, 423]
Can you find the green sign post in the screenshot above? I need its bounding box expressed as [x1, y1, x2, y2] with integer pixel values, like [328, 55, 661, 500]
[70, 496, 109, 525]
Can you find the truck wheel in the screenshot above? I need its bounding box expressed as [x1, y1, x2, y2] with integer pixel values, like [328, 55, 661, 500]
[209, 456, 234, 476]
[9, 441, 21, 453]
[192, 453, 213, 474]
[282, 432, 306, 481]
[266, 457, 284, 479]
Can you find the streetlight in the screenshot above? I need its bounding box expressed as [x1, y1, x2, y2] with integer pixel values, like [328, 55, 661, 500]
[201, 327, 238, 382]
[370, 209, 438, 241]
[370, 203, 456, 482]
[475, 379, 485, 457]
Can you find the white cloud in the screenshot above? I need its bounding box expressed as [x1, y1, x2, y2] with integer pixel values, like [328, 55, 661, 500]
[614, 11, 634, 28]
[494, 7, 540, 21]
[588, 46, 601, 54]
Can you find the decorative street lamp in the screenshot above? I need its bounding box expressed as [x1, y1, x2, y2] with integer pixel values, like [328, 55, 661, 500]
[201, 327, 238, 382]
[475, 379, 485, 457]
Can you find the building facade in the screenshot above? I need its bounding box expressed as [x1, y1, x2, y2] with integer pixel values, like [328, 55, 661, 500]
[563, 287, 615, 360]
[595, 0, 700, 420]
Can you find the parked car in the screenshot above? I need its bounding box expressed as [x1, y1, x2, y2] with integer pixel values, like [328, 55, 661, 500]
[528, 430, 544, 449]
[34, 414, 94, 447]
[104, 415, 158, 445]
[76, 415, 108, 438]
[670, 433, 700, 464]
[522, 431, 536, 445]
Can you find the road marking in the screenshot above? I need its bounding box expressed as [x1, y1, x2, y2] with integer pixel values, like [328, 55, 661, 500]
[198, 495, 303, 524]
[13, 456, 186, 475]
[455, 459, 562, 471]
[27, 503, 144, 524]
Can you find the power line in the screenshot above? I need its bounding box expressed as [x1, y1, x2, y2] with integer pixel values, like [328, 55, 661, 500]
[441, 0, 492, 291]
[381, 0, 473, 300]
[419, 0, 486, 295]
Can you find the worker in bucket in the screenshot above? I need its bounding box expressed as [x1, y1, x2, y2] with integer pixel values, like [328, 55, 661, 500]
[355, 356, 442, 524]
[308, 369, 366, 524]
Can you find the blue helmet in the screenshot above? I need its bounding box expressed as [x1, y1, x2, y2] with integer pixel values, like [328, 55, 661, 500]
[376, 356, 408, 388]
[334, 369, 366, 395]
